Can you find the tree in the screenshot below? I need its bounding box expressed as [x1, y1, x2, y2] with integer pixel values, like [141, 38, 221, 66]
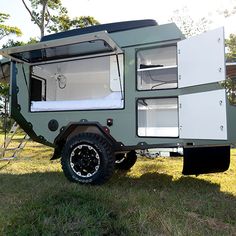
[217, 0, 236, 17]
[0, 60, 11, 131]
[226, 34, 236, 62]
[219, 34, 236, 106]
[0, 13, 22, 41]
[48, 15, 99, 34]
[2, 37, 38, 48]
[0, 12, 21, 131]
[21, 0, 99, 38]
[169, 7, 211, 37]
[0, 36, 39, 130]
[223, 34, 236, 105]
[0, 13, 22, 130]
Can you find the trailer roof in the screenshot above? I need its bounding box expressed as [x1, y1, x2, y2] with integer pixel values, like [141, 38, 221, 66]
[41, 19, 158, 42]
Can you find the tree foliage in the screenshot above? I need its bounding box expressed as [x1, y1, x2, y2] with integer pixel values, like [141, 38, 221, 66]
[224, 34, 236, 105]
[222, 77, 236, 105]
[48, 15, 99, 34]
[0, 13, 22, 41]
[21, 0, 99, 38]
[0, 61, 10, 121]
[169, 7, 211, 37]
[0, 83, 9, 97]
[217, 0, 236, 17]
[226, 34, 236, 62]
[2, 37, 38, 48]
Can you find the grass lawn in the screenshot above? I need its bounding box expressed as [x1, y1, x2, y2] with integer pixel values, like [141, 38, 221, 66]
[0, 139, 236, 235]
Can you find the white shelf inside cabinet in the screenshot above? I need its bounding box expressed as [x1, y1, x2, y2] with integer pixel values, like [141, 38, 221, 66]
[137, 65, 177, 72]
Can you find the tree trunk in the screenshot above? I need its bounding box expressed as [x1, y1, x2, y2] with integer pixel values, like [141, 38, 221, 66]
[21, 0, 48, 39]
[40, 1, 48, 38]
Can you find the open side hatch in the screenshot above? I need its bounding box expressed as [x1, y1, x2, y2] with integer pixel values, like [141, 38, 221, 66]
[0, 31, 123, 64]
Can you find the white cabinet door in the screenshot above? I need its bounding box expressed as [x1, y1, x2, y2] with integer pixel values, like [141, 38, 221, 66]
[179, 90, 227, 140]
[178, 27, 226, 88]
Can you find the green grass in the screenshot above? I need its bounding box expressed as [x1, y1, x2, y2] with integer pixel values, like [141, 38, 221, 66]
[0, 139, 236, 235]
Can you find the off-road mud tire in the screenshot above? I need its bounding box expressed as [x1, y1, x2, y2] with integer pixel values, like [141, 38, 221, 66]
[61, 133, 115, 185]
[115, 150, 137, 170]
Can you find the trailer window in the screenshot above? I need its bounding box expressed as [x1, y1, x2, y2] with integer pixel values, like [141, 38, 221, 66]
[30, 77, 46, 101]
[137, 46, 177, 90]
[137, 98, 179, 137]
[30, 54, 124, 112]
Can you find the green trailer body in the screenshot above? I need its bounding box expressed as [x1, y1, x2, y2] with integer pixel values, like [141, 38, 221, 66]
[0, 20, 236, 184]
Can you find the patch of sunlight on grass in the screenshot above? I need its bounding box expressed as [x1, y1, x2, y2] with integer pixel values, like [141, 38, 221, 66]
[0, 138, 59, 174]
[0, 160, 62, 175]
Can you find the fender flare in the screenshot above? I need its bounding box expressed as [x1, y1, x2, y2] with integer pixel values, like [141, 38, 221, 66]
[51, 121, 119, 160]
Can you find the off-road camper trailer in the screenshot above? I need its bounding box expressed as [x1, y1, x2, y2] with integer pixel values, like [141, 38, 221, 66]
[1, 19, 236, 184]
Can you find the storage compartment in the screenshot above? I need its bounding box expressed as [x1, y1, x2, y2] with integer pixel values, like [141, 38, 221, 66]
[137, 46, 177, 90]
[30, 54, 124, 112]
[137, 98, 179, 137]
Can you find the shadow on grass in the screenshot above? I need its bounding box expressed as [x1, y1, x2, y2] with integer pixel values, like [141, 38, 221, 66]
[0, 169, 235, 206]
[0, 170, 236, 235]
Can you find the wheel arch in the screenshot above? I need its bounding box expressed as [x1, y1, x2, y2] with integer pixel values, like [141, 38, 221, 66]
[51, 121, 118, 160]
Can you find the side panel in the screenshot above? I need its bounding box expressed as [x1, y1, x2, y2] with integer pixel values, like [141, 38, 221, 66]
[179, 90, 227, 140]
[178, 27, 225, 88]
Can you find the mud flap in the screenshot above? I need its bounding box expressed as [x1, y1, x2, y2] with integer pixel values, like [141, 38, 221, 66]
[182, 146, 230, 175]
[50, 146, 62, 160]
